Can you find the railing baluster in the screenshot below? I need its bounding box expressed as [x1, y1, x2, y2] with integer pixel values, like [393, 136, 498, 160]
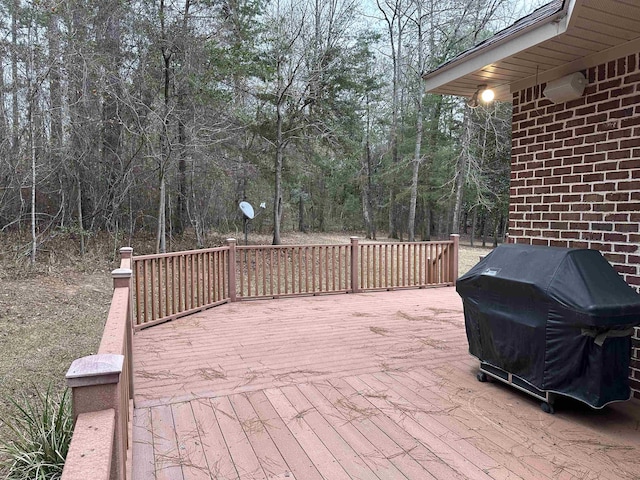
[397, 244, 401, 287]
[150, 259, 156, 322]
[219, 250, 223, 301]
[418, 244, 423, 286]
[331, 246, 336, 292]
[359, 244, 364, 290]
[159, 257, 169, 317]
[263, 249, 267, 296]
[189, 254, 194, 309]
[213, 252, 218, 302]
[206, 252, 211, 305]
[170, 256, 175, 314]
[312, 247, 317, 293]
[403, 243, 407, 286]
[318, 247, 323, 293]
[277, 248, 281, 295]
[302, 246, 306, 293]
[135, 261, 141, 325]
[195, 253, 200, 307]
[338, 246, 342, 291]
[284, 248, 289, 294]
[246, 249, 251, 297]
[175, 255, 180, 313]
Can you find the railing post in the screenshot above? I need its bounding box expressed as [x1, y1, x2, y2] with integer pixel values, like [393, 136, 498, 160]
[112, 267, 134, 402]
[350, 237, 359, 293]
[119, 246, 133, 269]
[66, 354, 125, 480]
[449, 234, 459, 285]
[226, 238, 237, 302]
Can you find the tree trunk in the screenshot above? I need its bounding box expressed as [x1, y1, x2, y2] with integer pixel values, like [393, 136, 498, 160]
[176, 118, 187, 235]
[298, 193, 305, 233]
[11, 0, 19, 159]
[174, 0, 191, 235]
[470, 208, 476, 247]
[425, 203, 431, 240]
[452, 105, 472, 234]
[360, 96, 376, 240]
[157, 0, 171, 253]
[272, 50, 285, 245]
[77, 176, 85, 256]
[377, 0, 404, 239]
[28, 43, 36, 264]
[408, 1, 425, 242]
[99, 0, 123, 232]
[408, 88, 423, 241]
[272, 99, 284, 244]
[156, 171, 166, 253]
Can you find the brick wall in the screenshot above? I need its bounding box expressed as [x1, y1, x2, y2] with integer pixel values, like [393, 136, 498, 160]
[510, 53, 640, 399]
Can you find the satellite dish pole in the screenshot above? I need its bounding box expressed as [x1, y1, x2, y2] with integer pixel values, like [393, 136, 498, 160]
[239, 201, 255, 245]
[239, 201, 266, 246]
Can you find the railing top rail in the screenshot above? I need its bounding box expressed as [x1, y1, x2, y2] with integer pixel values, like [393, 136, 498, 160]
[235, 243, 351, 250]
[132, 239, 455, 261]
[234, 239, 454, 250]
[133, 245, 229, 261]
[357, 240, 454, 246]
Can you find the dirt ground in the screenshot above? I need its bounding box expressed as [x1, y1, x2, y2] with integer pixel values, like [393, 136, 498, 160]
[0, 232, 491, 445]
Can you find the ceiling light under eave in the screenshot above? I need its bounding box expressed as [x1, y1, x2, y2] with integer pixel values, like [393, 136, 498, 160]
[481, 88, 495, 103]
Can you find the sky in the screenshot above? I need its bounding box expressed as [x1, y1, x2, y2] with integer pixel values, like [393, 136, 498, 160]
[361, 0, 552, 27]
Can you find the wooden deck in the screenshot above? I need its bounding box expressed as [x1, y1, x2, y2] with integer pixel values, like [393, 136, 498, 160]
[131, 288, 640, 480]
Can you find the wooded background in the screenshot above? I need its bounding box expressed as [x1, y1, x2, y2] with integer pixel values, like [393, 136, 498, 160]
[0, 0, 544, 257]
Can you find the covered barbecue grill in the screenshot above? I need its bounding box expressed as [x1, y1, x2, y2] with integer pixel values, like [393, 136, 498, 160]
[456, 244, 640, 411]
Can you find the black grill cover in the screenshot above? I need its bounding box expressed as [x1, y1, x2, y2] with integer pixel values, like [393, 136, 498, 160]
[456, 244, 640, 408]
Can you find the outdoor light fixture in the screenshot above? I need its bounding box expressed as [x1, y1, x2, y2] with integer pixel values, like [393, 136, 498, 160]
[481, 87, 495, 103]
[468, 84, 494, 107]
[543, 72, 586, 104]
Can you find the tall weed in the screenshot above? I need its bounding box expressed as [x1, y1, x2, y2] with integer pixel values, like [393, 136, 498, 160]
[0, 387, 72, 480]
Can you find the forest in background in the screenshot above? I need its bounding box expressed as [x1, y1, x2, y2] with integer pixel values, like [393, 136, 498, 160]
[0, 0, 545, 259]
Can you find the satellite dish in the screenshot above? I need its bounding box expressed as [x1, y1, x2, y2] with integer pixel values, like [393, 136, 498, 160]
[239, 201, 255, 219]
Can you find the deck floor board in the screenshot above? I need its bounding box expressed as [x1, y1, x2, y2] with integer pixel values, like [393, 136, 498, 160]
[132, 288, 640, 479]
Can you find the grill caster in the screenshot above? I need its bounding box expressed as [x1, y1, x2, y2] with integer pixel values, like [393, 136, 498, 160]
[541, 401, 555, 414]
[476, 371, 488, 382]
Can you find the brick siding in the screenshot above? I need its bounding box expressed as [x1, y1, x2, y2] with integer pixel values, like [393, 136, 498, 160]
[510, 53, 640, 399]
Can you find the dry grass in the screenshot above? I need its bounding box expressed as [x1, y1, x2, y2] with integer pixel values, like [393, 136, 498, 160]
[457, 237, 494, 276]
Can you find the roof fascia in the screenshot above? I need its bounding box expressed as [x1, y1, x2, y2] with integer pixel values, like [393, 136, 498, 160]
[423, 1, 575, 94]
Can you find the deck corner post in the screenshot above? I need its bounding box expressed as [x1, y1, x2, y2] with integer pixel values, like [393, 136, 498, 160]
[350, 236, 359, 293]
[119, 247, 133, 270]
[112, 267, 132, 289]
[66, 354, 125, 480]
[226, 238, 237, 302]
[449, 234, 459, 285]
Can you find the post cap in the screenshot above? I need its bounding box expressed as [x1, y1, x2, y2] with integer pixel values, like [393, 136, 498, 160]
[66, 354, 124, 388]
[112, 268, 132, 279]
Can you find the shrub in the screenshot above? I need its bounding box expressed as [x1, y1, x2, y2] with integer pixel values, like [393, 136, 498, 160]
[0, 386, 72, 480]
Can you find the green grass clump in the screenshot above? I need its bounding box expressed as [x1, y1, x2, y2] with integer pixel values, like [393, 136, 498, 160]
[0, 387, 72, 480]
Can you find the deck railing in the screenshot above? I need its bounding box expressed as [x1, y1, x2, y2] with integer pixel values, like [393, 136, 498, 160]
[132, 246, 229, 328]
[60, 235, 458, 479]
[132, 235, 459, 329]
[62, 248, 134, 480]
[236, 242, 353, 298]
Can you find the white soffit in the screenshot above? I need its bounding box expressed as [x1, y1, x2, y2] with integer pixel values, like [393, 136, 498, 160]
[423, 0, 640, 102]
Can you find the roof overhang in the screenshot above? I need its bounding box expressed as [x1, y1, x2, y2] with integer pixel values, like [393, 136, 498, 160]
[422, 0, 640, 102]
